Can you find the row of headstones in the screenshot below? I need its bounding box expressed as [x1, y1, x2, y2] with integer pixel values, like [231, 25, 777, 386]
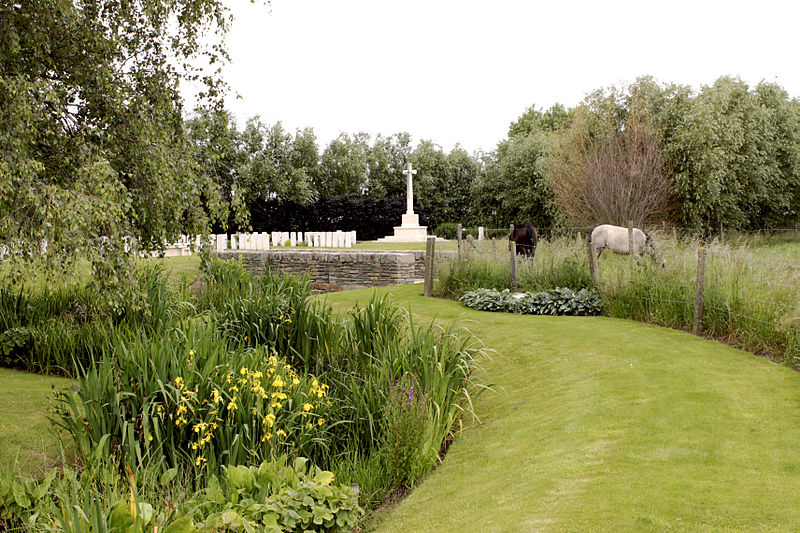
[214, 231, 357, 252]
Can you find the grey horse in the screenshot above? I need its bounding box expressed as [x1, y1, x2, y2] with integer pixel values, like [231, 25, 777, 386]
[589, 224, 663, 266]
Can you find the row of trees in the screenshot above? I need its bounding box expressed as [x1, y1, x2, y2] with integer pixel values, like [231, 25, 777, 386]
[543, 76, 800, 230]
[185, 110, 480, 231]
[188, 76, 800, 235]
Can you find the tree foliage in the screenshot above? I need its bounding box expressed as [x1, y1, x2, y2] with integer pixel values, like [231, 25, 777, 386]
[474, 132, 556, 228]
[666, 77, 800, 229]
[548, 109, 674, 227]
[312, 133, 370, 197]
[241, 120, 317, 205]
[364, 133, 413, 198]
[0, 0, 236, 270]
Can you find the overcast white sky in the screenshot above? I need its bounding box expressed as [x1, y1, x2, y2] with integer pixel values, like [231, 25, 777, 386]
[205, 0, 800, 154]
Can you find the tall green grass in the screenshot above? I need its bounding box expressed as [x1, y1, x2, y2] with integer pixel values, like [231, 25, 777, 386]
[437, 233, 800, 364]
[0, 263, 191, 374]
[435, 236, 593, 298]
[604, 235, 800, 362]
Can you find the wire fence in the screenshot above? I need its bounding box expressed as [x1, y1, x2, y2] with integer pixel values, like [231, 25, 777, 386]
[595, 240, 800, 362]
[437, 224, 799, 361]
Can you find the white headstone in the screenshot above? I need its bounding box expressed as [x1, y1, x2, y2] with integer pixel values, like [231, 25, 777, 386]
[478, 227, 485, 241]
[344, 231, 353, 248]
[216, 234, 227, 252]
[290, 232, 297, 247]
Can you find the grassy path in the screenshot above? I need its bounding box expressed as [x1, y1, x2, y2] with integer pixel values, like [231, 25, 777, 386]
[324, 284, 800, 532]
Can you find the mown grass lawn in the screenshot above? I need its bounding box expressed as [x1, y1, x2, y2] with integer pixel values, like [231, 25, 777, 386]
[324, 284, 800, 532]
[0, 368, 74, 476]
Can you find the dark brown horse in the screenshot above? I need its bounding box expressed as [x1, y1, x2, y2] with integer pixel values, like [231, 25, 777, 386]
[509, 223, 538, 258]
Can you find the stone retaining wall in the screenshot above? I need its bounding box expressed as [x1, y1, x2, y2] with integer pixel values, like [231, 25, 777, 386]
[216, 250, 456, 292]
[216, 250, 398, 292]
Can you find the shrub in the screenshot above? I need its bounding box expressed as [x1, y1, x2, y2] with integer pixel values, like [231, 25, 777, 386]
[324, 295, 488, 473]
[1, 456, 361, 533]
[458, 288, 520, 313]
[433, 223, 507, 240]
[0, 460, 192, 532]
[12, 263, 489, 521]
[460, 288, 603, 316]
[0, 262, 190, 374]
[190, 456, 361, 532]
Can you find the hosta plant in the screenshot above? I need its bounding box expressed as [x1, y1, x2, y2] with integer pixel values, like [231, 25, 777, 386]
[460, 287, 603, 316]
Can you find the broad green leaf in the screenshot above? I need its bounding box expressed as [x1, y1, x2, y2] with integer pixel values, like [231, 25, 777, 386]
[160, 467, 178, 486]
[12, 481, 30, 509]
[161, 516, 196, 533]
[313, 470, 335, 486]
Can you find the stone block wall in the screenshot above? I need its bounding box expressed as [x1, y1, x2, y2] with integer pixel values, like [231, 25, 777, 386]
[216, 249, 458, 292]
[216, 250, 416, 292]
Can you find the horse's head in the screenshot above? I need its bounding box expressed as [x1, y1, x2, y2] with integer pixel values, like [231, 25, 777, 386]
[644, 233, 665, 268]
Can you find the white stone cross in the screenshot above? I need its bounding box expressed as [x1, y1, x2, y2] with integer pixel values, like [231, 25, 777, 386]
[403, 162, 417, 215]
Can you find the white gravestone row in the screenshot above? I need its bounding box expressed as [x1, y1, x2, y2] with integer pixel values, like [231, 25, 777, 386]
[305, 230, 355, 248]
[214, 231, 356, 251]
[2, 229, 359, 260]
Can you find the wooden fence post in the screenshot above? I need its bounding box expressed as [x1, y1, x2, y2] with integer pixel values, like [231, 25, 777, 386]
[693, 247, 706, 335]
[588, 240, 599, 285]
[423, 236, 436, 297]
[457, 223, 463, 261]
[509, 223, 517, 291]
[628, 220, 635, 276]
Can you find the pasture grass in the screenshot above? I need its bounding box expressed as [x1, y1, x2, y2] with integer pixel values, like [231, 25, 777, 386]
[323, 284, 800, 532]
